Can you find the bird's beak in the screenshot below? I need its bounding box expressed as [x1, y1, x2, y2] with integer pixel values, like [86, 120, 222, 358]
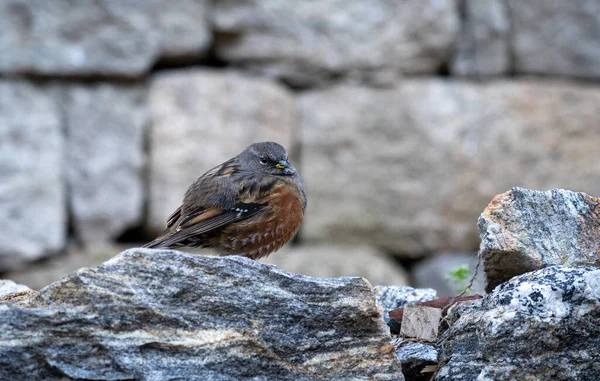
[275, 160, 290, 169]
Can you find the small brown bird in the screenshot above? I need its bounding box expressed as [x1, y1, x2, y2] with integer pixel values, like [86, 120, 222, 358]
[144, 142, 306, 260]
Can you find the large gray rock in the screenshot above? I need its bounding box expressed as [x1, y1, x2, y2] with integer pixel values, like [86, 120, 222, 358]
[148, 69, 297, 234]
[435, 266, 600, 380]
[0, 80, 65, 270]
[63, 83, 147, 243]
[0, 248, 402, 380]
[264, 244, 409, 287]
[300, 79, 600, 257]
[0, 0, 211, 77]
[451, 0, 510, 76]
[479, 187, 600, 292]
[509, 0, 600, 79]
[213, 0, 459, 87]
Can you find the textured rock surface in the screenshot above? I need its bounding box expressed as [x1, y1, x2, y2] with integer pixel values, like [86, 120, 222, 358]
[0, 248, 402, 380]
[451, 0, 510, 76]
[264, 244, 409, 286]
[0, 0, 211, 77]
[64, 83, 147, 243]
[479, 187, 600, 292]
[435, 266, 600, 380]
[400, 306, 443, 342]
[413, 252, 485, 296]
[395, 341, 438, 381]
[148, 70, 297, 233]
[300, 80, 600, 257]
[509, 0, 600, 79]
[0, 80, 65, 270]
[0, 280, 31, 298]
[213, 0, 459, 86]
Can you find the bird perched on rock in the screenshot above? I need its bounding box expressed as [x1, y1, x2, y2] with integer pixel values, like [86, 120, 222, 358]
[144, 142, 306, 260]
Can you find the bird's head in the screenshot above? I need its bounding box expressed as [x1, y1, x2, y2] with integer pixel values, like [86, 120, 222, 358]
[240, 141, 297, 176]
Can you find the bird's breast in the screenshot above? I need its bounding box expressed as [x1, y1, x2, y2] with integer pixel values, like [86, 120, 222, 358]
[218, 183, 305, 259]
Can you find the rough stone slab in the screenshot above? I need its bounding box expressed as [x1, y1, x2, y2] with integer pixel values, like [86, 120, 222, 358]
[400, 306, 443, 342]
[509, 0, 600, 79]
[0, 280, 31, 298]
[435, 266, 600, 380]
[0, 248, 402, 380]
[63, 83, 147, 243]
[213, 0, 459, 87]
[479, 187, 600, 292]
[148, 69, 297, 234]
[451, 0, 510, 76]
[300, 79, 600, 257]
[265, 244, 409, 287]
[0, 0, 211, 77]
[0, 80, 65, 270]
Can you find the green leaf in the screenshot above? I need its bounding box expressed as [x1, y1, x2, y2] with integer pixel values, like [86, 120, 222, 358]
[445, 264, 472, 294]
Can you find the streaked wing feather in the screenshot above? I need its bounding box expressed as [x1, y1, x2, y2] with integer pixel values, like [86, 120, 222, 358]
[143, 202, 265, 248]
[166, 205, 183, 228]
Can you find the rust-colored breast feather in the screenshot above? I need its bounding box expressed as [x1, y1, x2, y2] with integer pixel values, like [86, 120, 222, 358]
[217, 183, 304, 259]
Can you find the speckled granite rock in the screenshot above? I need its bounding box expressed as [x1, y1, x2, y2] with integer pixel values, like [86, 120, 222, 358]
[479, 187, 600, 291]
[395, 341, 438, 381]
[435, 266, 600, 380]
[0, 248, 402, 380]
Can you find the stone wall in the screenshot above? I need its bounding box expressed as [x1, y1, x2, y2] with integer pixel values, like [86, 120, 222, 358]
[1, 0, 600, 271]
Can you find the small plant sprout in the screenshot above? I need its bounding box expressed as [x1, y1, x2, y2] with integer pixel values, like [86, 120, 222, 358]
[445, 264, 473, 295]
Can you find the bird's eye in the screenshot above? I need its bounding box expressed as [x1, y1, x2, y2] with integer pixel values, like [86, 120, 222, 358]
[259, 157, 268, 165]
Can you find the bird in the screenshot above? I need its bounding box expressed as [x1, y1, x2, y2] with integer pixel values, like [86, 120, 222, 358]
[143, 141, 307, 260]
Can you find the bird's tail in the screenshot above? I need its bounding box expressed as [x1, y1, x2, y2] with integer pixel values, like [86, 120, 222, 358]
[141, 239, 163, 249]
[141, 229, 172, 249]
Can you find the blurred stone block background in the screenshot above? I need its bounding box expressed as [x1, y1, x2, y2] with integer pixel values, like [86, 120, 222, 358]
[1, 0, 599, 292]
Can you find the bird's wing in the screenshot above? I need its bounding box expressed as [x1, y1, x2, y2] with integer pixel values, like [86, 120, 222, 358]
[179, 201, 266, 236]
[143, 158, 272, 249]
[142, 201, 266, 249]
